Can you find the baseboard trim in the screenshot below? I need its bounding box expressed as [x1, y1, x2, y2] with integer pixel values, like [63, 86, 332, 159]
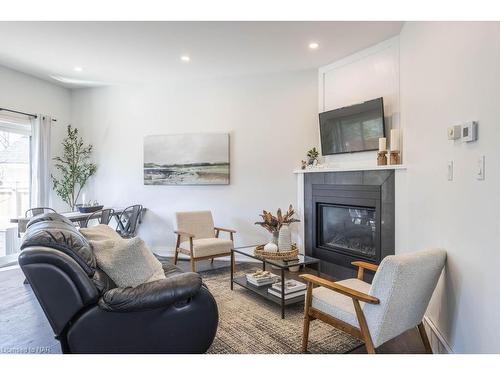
[423, 315, 453, 354]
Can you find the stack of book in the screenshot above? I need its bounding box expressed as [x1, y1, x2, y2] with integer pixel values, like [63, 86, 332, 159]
[268, 279, 307, 299]
[245, 270, 278, 287]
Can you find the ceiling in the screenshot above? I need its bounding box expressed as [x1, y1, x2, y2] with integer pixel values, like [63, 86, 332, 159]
[0, 21, 403, 88]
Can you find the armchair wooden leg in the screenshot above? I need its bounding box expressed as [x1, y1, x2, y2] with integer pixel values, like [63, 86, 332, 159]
[211, 258, 214, 264]
[189, 238, 196, 272]
[417, 322, 433, 354]
[174, 235, 181, 265]
[353, 299, 376, 354]
[174, 248, 179, 265]
[190, 257, 196, 272]
[301, 282, 314, 353]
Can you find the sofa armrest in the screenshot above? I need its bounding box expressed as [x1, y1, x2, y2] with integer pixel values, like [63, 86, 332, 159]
[98, 272, 202, 312]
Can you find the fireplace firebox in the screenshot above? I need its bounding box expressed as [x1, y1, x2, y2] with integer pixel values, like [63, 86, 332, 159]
[304, 170, 395, 280]
[318, 203, 377, 260]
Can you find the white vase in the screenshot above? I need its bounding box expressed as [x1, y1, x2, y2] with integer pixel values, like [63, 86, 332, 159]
[270, 231, 279, 245]
[278, 225, 292, 251]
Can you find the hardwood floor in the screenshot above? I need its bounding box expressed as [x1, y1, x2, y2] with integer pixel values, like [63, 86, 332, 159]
[0, 259, 427, 354]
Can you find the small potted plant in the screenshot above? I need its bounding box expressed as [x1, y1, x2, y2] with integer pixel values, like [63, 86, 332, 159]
[307, 147, 319, 166]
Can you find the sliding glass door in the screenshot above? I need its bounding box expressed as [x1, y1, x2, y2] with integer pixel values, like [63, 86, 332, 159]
[0, 119, 31, 264]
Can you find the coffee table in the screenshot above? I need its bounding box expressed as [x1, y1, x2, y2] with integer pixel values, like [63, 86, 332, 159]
[231, 245, 320, 319]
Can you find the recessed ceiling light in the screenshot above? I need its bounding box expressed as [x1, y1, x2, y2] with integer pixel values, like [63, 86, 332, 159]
[73, 66, 83, 72]
[308, 42, 319, 50]
[180, 55, 190, 62]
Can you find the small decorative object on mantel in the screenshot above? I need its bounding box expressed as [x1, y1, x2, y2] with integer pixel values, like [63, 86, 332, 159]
[255, 205, 300, 258]
[390, 129, 401, 165]
[300, 160, 307, 170]
[377, 151, 388, 166]
[306, 147, 319, 166]
[390, 150, 401, 165]
[377, 137, 388, 166]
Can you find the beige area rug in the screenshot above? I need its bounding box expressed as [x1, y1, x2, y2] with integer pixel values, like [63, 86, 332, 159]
[201, 266, 362, 354]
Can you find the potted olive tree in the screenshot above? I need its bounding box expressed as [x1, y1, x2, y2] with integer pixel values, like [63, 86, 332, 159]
[51, 125, 97, 211]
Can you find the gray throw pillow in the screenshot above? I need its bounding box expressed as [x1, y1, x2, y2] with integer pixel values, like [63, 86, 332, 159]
[79, 224, 122, 242]
[80, 226, 165, 288]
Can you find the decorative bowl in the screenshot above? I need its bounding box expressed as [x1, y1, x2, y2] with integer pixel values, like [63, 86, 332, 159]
[254, 244, 299, 261]
[77, 205, 104, 213]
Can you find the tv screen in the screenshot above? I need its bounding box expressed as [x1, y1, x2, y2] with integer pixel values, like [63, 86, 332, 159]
[319, 97, 385, 155]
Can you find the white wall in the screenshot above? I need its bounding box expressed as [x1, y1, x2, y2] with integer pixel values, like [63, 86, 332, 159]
[400, 22, 500, 353]
[0, 65, 72, 210]
[319, 37, 400, 166]
[71, 70, 318, 253]
[316, 22, 500, 353]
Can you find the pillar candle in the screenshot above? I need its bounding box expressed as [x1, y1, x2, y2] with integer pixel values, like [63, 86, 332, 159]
[378, 137, 387, 151]
[390, 129, 400, 151]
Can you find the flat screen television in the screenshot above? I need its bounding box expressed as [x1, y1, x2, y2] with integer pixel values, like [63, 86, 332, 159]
[319, 97, 385, 155]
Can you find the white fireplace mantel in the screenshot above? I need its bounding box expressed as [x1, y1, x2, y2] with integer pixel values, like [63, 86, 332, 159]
[294, 164, 407, 174]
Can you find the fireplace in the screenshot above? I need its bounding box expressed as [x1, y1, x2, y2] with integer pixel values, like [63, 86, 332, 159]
[304, 170, 394, 280]
[318, 203, 377, 261]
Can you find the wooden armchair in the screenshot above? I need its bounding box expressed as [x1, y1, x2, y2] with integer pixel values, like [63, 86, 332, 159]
[174, 211, 236, 272]
[300, 249, 447, 354]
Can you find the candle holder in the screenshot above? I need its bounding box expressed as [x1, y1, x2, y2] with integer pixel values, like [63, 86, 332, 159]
[377, 150, 388, 166]
[390, 150, 401, 165]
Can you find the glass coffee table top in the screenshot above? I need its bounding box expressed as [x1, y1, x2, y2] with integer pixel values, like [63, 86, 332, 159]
[232, 245, 319, 269]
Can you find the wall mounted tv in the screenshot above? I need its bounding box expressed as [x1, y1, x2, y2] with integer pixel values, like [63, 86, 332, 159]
[319, 97, 385, 155]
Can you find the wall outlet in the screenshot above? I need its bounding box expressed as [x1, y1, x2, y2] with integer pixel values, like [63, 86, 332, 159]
[447, 160, 453, 181]
[448, 125, 461, 140]
[477, 155, 485, 180]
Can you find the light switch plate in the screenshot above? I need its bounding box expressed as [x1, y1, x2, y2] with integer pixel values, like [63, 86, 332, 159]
[477, 155, 485, 180]
[447, 160, 453, 181]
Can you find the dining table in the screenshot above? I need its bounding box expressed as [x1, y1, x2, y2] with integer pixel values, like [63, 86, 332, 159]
[10, 207, 146, 235]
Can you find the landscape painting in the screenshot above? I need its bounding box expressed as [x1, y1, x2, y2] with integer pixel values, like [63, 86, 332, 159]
[144, 133, 230, 185]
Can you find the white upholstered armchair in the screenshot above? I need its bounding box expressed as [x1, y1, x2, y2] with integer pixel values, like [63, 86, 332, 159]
[174, 211, 236, 272]
[300, 248, 447, 354]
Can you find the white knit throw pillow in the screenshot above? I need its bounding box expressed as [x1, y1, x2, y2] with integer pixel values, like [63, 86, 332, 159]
[80, 225, 165, 288]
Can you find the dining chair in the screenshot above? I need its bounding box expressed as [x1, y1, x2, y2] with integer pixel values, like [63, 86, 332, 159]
[116, 205, 143, 238]
[25, 207, 57, 218]
[174, 210, 236, 272]
[300, 248, 447, 354]
[80, 208, 115, 228]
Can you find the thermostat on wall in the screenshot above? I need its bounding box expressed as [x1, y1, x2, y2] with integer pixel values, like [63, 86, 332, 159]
[462, 121, 478, 142]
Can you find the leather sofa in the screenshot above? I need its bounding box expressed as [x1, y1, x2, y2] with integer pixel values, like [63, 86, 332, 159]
[19, 213, 219, 353]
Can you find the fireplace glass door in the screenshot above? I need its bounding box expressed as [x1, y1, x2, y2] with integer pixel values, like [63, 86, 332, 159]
[318, 203, 377, 259]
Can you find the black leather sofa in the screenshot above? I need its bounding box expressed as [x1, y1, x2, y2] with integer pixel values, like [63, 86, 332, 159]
[19, 213, 219, 353]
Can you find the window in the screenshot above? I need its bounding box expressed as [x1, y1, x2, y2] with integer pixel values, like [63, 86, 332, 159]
[0, 118, 31, 261]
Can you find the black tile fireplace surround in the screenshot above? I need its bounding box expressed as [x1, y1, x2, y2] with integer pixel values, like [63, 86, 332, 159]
[304, 170, 395, 280]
